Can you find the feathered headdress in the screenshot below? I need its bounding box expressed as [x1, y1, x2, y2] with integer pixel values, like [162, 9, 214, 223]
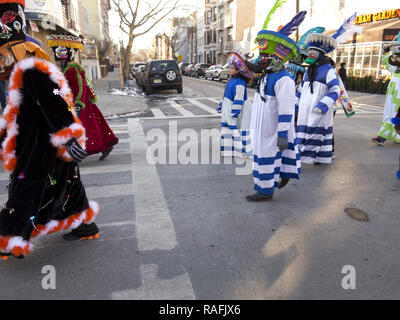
[306, 13, 357, 54]
[298, 27, 325, 52]
[254, 0, 306, 63]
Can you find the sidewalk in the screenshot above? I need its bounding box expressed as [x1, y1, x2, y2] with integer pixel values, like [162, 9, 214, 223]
[92, 68, 148, 117]
[347, 91, 385, 107]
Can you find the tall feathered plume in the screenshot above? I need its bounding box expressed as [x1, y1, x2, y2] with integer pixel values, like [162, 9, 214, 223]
[335, 25, 363, 44]
[262, 0, 286, 30]
[279, 10, 307, 36]
[298, 27, 325, 49]
[332, 12, 357, 40]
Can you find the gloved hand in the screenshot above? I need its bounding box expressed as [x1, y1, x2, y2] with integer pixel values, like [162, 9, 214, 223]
[313, 107, 324, 114]
[65, 138, 87, 163]
[244, 52, 253, 59]
[277, 136, 288, 151]
[74, 105, 82, 117]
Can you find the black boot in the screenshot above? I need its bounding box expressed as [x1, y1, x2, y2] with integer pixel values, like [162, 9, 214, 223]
[99, 147, 113, 161]
[278, 177, 290, 189]
[63, 223, 99, 241]
[246, 192, 273, 202]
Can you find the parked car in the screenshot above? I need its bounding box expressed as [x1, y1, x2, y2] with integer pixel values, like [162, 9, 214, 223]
[185, 64, 195, 76]
[141, 59, 183, 95]
[218, 63, 230, 82]
[179, 62, 190, 75]
[191, 63, 211, 78]
[205, 64, 223, 80]
[131, 62, 146, 79]
[136, 65, 147, 87]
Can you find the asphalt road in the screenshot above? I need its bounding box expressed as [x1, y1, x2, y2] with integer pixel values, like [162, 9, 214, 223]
[0, 74, 398, 300]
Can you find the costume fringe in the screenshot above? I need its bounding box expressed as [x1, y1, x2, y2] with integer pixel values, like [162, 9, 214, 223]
[0, 201, 99, 258]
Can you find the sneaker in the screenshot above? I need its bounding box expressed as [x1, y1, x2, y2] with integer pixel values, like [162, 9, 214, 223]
[63, 223, 99, 241]
[99, 147, 113, 161]
[0, 252, 9, 260]
[371, 137, 385, 146]
[246, 192, 273, 202]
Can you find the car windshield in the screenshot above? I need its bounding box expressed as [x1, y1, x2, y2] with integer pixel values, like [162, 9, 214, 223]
[151, 61, 177, 72]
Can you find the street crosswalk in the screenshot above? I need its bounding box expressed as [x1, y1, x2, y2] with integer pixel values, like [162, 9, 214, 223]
[138, 96, 384, 119]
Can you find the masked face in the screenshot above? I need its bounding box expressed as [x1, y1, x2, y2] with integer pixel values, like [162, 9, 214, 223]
[0, 43, 15, 80]
[388, 54, 400, 68]
[304, 49, 320, 65]
[258, 39, 268, 52]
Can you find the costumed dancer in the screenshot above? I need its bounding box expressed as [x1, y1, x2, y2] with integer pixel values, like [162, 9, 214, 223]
[0, 0, 100, 259]
[47, 35, 119, 160]
[371, 32, 400, 146]
[292, 26, 326, 125]
[217, 52, 253, 158]
[295, 14, 357, 165]
[245, 0, 305, 202]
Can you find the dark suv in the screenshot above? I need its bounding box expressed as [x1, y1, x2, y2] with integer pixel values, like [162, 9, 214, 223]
[142, 60, 183, 95]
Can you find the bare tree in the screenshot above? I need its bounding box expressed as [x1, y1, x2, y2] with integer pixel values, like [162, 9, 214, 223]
[112, 0, 180, 80]
[163, 16, 192, 63]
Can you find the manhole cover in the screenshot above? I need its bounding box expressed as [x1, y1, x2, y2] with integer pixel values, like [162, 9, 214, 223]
[344, 208, 369, 221]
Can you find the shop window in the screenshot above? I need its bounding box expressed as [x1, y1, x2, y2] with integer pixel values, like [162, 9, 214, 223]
[363, 56, 371, 68]
[370, 56, 379, 68]
[371, 46, 380, 55]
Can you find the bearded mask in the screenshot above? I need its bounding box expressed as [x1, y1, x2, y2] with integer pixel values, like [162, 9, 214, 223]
[0, 42, 15, 80]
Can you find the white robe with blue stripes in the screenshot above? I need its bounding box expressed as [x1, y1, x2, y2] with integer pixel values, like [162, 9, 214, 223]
[296, 64, 340, 164]
[251, 70, 301, 196]
[218, 77, 253, 157]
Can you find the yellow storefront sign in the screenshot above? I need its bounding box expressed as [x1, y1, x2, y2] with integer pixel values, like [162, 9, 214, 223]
[355, 9, 400, 24]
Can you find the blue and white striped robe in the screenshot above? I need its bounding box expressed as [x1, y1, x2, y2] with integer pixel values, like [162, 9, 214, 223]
[251, 70, 301, 196]
[295, 64, 340, 164]
[218, 76, 253, 157]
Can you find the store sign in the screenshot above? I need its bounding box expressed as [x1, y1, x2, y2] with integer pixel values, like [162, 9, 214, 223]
[25, 0, 64, 28]
[382, 29, 400, 41]
[355, 9, 400, 24]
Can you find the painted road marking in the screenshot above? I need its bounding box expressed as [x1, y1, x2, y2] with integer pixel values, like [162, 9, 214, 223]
[128, 118, 177, 251]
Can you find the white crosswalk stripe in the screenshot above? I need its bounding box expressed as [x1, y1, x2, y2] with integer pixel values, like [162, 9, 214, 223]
[167, 99, 195, 117]
[144, 97, 221, 119]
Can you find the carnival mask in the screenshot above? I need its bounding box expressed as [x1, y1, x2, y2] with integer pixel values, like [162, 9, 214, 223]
[0, 43, 15, 80]
[258, 39, 268, 52]
[55, 46, 69, 60]
[388, 54, 400, 68]
[304, 49, 320, 65]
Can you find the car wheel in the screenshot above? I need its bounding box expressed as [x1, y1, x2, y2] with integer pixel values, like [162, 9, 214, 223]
[164, 69, 177, 82]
